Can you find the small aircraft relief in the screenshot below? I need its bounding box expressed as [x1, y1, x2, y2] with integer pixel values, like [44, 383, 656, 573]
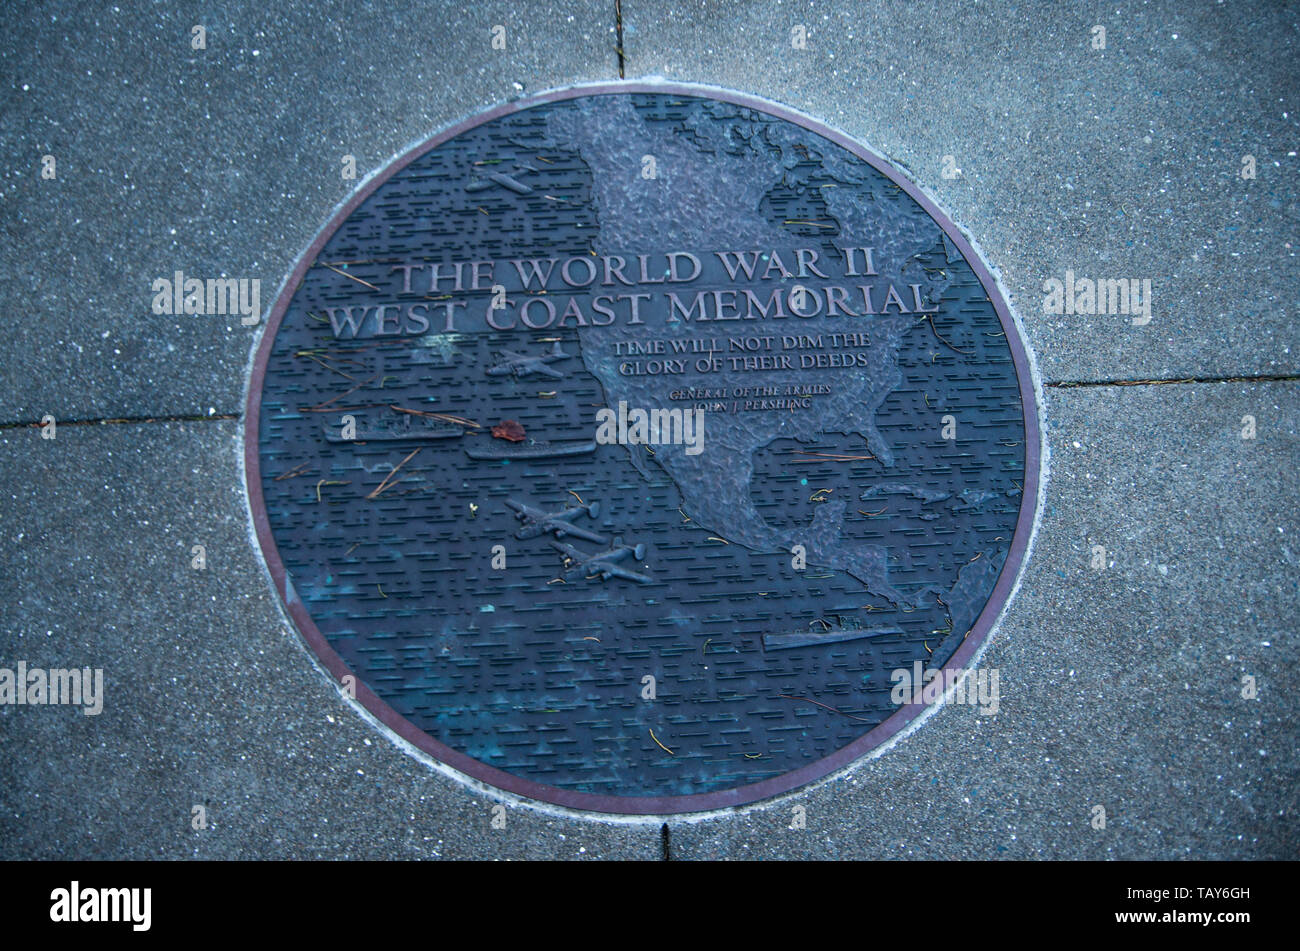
[487, 340, 572, 380]
[551, 537, 654, 586]
[506, 498, 606, 544]
[465, 161, 537, 195]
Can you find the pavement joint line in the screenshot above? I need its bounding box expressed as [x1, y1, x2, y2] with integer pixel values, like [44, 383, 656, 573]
[1044, 373, 1300, 389]
[614, 0, 626, 78]
[0, 413, 239, 431]
[4, 374, 1296, 432]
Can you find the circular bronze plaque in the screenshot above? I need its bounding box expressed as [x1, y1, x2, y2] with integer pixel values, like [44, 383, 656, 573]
[246, 84, 1040, 814]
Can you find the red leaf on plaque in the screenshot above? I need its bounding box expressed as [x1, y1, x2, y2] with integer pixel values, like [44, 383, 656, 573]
[491, 420, 526, 442]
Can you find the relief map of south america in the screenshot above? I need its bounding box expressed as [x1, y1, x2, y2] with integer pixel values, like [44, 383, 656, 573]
[253, 92, 1031, 803]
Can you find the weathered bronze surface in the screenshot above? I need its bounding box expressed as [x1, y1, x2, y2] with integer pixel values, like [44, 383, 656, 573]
[245, 85, 1040, 813]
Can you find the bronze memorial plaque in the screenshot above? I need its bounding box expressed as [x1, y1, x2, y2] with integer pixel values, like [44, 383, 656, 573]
[245, 84, 1040, 813]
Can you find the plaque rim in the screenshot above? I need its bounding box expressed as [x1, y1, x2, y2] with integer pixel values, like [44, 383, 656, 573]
[243, 80, 1043, 816]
